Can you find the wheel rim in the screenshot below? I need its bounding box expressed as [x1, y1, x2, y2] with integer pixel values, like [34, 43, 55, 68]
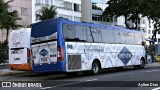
[92, 63, 99, 74]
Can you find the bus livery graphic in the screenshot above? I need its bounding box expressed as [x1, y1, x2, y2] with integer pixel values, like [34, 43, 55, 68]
[118, 47, 133, 65]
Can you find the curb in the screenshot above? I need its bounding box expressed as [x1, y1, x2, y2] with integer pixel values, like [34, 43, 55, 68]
[0, 71, 33, 76]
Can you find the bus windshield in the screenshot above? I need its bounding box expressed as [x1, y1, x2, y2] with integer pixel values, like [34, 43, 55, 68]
[31, 19, 57, 44]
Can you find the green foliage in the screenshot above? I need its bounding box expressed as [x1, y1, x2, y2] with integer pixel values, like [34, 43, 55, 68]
[103, 0, 160, 41]
[0, 42, 8, 64]
[0, 0, 23, 44]
[36, 5, 57, 21]
[103, 0, 143, 30]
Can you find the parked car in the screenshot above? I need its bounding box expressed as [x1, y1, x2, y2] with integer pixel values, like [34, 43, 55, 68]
[154, 54, 160, 62]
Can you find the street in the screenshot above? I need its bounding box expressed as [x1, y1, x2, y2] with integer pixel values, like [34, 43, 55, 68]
[0, 63, 160, 90]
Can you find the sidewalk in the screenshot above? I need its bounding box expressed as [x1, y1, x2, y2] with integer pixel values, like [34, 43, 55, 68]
[0, 69, 31, 75]
[146, 62, 160, 67]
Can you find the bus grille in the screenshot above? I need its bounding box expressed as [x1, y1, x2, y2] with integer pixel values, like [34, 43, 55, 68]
[68, 55, 81, 70]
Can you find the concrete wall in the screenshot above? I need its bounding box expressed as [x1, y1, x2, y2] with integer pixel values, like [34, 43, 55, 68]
[81, 0, 92, 22]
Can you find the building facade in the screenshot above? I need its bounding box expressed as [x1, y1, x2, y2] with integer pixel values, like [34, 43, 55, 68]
[1, 0, 32, 42]
[32, 0, 81, 23]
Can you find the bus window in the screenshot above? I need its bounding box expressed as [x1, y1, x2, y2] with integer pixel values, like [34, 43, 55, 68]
[86, 27, 102, 42]
[75, 25, 87, 41]
[134, 33, 142, 44]
[101, 29, 114, 43]
[63, 24, 76, 40]
[125, 32, 135, 44]
[114, 31, 125, 44]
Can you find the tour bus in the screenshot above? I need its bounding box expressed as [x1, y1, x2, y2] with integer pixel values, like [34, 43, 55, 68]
[31, 18, 146, 75]
[9, 28, 32, 71]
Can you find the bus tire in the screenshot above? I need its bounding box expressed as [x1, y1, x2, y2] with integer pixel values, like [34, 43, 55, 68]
[91, 60, 100, 75]
[138, 59, 145, 69]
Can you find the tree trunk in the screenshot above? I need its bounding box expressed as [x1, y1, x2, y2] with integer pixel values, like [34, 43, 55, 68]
[5, 29, 9, 45]
[124, 16, 131, 29]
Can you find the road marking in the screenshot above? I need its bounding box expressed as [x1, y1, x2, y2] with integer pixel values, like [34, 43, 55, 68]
[146, 69, 160, 72]
[86, 79, 98, 81]
[40, 79, 98, 89]
[152, 87, 160, 90]
[41, 87, 52, 89]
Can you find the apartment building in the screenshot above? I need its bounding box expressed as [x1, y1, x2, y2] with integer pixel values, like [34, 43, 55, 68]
[32, 0, 81, 23]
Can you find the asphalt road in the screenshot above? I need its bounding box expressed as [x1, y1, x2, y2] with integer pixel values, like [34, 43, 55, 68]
[0, 63, 160, 90]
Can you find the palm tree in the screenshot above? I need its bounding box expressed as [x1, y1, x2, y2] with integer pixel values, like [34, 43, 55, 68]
[36, 5, 57, 21]
[0, 0, 23, 46]
[0, 10, 23, 44]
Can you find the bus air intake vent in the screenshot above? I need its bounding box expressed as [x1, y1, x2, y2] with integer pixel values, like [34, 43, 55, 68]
[68, 55, 81, 70]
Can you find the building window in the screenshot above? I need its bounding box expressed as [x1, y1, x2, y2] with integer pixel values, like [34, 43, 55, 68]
[74, 17, 81, 22]
[21, 7, 28, 16]
[158, 38, 160, 42]
[158, 31, 160, 34]
[141, 19, 145, 24]
[92, 3, 102, 10]
[74, 3, 81, 12]
[45, 0, 49, 5]
[58, 14, 72, 21]
[36, 0, 42, 5]
[63, 1, 72, 10]
[148, 30, 151, 34]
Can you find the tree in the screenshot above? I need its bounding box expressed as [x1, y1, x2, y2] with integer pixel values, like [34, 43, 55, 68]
[103, 0, 160, 41]
[102, 0, 143, 30]
[0, 11, 23, 43]
[0, 0, 23, 46]
[141, 0, 160, 41]
[36, 5, 57, 21]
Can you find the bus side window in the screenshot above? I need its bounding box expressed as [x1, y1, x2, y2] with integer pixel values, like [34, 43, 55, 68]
[101, 29, 114, 43]
[63, 24, 76, 40]
[86, 27, 102, 43]
[75, 25, 87, 42]
[134, 33, 142, 44]
[114, 31, 125, 44]
[125, 32, 135, 44]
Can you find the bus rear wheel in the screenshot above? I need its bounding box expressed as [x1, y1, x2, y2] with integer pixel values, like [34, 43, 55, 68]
[91, 61, 100, 75]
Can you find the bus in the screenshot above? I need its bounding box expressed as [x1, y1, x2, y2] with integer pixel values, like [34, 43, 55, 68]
[9, 28, 32, 71]
[31, 18, 146, 75]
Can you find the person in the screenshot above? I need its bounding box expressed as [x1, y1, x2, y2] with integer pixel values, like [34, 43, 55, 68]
[147, 53, 152, 64]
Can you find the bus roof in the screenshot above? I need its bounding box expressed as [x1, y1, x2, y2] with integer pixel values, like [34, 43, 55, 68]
[32, 18, 145, 34]
[57, 18, 145, 34]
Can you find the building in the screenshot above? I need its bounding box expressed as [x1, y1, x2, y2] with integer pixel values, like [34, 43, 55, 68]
[1, 0, 32, 42]
[82, 0, 118, 25]
[32, 0, 81, 23]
